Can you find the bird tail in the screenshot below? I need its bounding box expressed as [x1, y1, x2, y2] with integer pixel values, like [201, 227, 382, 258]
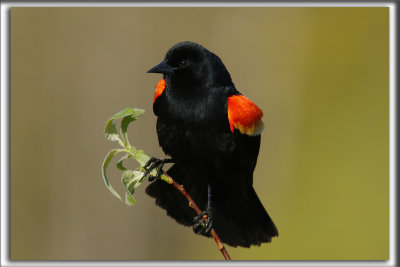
[145, 164, 278, 247]
[210, 184, 278, 247]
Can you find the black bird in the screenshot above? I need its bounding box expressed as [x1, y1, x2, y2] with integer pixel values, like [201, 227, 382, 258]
[145, 41, 278, 247]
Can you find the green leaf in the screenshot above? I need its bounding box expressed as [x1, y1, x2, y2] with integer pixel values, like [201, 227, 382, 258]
[129, 147, 137, 155]
[110, 107, 144, 121]
[102, 149, 125, 201]
[120, 117, 134, 147]
[125, 191, 136, 206]
[121, 170, 145, 206]
[105, 108, 145, 147]
[104, 120, 121, 142]
[120, 108, 145, 132]
[120, 108, 145, 147]
[116, 153, 131, 171]
[122, 170, 144, 191]
[133, 150, 151, 166]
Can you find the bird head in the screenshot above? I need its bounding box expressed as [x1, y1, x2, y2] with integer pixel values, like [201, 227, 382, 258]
[147, 41, 233, 89]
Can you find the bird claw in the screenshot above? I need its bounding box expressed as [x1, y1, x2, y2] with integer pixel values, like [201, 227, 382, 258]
[142, 157, 173, 182]
[193, 211, 213, 235]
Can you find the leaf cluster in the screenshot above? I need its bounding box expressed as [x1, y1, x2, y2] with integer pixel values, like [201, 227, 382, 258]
[102, 108, 170, 206]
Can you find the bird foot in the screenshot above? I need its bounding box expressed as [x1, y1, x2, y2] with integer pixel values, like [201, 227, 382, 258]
[193, 211, 213, 235]
[142, 157, 173, 182]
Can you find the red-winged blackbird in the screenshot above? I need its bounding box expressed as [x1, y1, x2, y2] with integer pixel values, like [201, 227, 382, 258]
[145, 41, 278, 248]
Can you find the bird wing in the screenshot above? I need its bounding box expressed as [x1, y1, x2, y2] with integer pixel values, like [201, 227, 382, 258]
[227, 94, 264, 136]
[153, 78, 166, 103]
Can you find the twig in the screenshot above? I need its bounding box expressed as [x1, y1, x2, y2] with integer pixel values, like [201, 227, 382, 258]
[162, 172, 231, 260]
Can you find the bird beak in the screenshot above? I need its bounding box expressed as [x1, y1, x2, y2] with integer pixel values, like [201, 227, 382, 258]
[147, 60, 175, 74]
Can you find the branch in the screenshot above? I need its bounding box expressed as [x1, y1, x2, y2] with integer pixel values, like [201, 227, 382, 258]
[163, 172, 231, 260]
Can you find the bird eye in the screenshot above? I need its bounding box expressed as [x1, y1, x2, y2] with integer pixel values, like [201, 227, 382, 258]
[178, 59, 188, 67]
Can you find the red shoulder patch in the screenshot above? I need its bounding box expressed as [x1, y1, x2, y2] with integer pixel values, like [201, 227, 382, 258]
[154, 78, 166, 103]
[227, 95, 264, 136]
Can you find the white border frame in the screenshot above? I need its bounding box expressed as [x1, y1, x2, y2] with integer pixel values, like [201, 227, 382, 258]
[1, 2, 396, 267]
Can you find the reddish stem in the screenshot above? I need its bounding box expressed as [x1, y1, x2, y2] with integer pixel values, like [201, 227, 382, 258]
[163, 173, 231, 260]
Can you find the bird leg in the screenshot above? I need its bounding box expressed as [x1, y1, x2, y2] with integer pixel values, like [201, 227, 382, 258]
[193, 185, 214, 235]
[142, 157, 174, 182]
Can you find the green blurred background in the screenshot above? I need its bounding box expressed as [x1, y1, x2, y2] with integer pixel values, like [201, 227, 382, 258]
[11, 7, 389, 260]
